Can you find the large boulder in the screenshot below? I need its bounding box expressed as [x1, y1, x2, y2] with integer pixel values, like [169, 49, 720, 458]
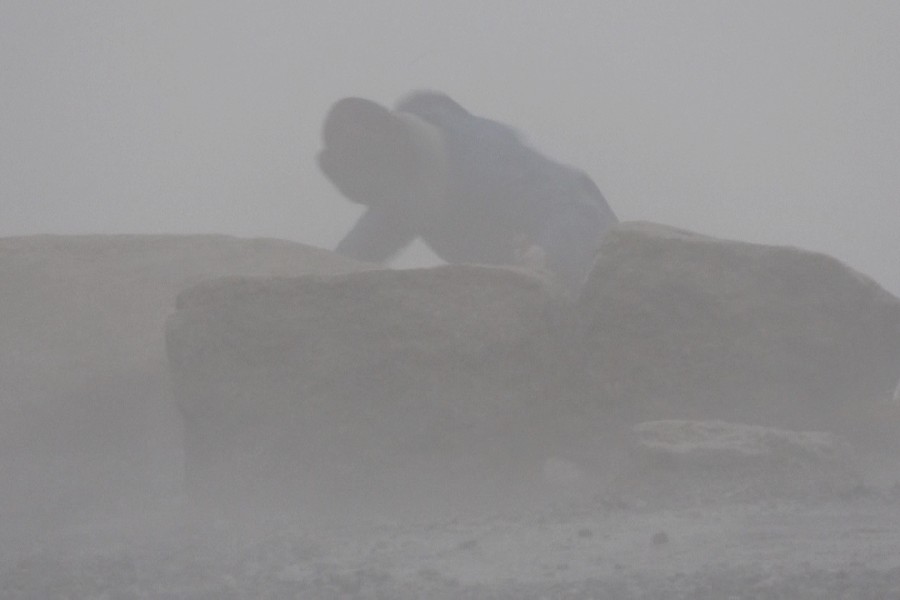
[165, 265, 565, 518]
[571, 222, 900, 442]
[0, 234, 366, 534]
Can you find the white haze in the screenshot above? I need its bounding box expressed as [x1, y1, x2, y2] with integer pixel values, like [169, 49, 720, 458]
[2, 1, 899, 296]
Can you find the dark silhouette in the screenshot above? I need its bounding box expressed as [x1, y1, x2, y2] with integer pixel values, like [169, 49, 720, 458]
[319, 91, 618, 288]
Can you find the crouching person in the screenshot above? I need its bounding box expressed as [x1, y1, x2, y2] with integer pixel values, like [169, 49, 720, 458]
[318, 91, 618, 290]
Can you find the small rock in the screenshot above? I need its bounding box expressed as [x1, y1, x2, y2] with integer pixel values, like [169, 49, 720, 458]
[652, 531, 669, 545]
[619, 419, 863, 505]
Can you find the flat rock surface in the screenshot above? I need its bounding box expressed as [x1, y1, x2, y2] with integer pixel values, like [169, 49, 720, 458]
[617, 420, 862, 505]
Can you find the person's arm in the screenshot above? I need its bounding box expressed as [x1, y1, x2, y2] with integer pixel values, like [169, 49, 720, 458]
[335, 207, 416, 263]
[535, 201, 606, 290]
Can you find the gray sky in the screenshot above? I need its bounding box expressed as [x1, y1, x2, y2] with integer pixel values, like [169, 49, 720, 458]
[2, 1, 898, 295]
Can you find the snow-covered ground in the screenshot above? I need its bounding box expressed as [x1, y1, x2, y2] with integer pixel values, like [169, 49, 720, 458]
[4, 489, 900, 599]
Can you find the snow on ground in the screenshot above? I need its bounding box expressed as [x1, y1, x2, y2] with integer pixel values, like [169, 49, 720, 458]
[3, 492, 900, 599]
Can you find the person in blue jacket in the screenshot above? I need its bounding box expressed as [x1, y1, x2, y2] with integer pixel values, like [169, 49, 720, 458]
[318, 91, 618, 289]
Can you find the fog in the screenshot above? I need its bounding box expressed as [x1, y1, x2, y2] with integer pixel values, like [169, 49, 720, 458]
[3, 3, 900, 597]
[3, 1, 899, 294]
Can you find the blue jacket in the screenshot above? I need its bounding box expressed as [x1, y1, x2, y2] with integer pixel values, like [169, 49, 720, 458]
[326, 91, 618, 289]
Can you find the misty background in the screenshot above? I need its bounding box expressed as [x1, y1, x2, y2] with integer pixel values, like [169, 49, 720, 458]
[2, 1, 898, 296]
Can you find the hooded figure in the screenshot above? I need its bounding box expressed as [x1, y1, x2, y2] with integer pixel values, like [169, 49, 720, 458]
[318, 91, 617, 289]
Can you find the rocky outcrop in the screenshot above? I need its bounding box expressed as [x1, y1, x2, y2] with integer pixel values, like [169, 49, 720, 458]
[165, 265, 565, 517]
[0, 234, 366, 532]
[572, 222, 900, 440]
[617, 420, 862, 505]
[164, 223, 900, 518]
